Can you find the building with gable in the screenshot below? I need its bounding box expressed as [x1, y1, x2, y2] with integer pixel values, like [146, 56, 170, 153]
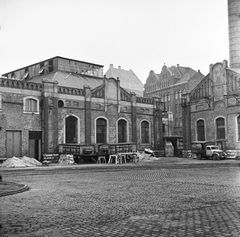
[143, 64, 205, 136]
[0, 56, 167, 161]
[181, 0, 240, 158]
[104, 64, 144, 96]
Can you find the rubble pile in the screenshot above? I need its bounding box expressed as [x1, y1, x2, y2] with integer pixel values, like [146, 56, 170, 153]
[1, 156, 42, 168]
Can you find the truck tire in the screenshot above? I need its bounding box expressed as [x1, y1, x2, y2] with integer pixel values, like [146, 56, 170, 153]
[212, 154, 218, 160]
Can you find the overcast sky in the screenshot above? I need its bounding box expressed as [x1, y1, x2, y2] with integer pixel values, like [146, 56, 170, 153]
[0, 0, 228, 84]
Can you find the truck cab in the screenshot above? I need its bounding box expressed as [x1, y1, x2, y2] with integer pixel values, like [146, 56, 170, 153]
[191, 141, 226, 160]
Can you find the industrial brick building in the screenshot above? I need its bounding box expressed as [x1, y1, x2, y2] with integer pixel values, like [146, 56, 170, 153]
[143, 64, 205, 136]
[181, 0, 240, 158]
[0, 56, 167, 161]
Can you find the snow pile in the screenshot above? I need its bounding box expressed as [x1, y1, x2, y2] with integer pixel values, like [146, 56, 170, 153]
[1, 156, 42, 168]
[22, 156, 42, 167]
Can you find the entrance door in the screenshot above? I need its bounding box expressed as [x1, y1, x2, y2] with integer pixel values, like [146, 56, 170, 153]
[29, 131, 42, 160]
[6, 131, 22, 158]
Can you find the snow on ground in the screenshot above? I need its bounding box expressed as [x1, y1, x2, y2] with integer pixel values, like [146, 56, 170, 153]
[1, 156, 42, 168]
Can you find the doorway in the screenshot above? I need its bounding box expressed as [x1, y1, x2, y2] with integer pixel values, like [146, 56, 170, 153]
[29, 131, 42, 160]
[6, 131, 22, 158]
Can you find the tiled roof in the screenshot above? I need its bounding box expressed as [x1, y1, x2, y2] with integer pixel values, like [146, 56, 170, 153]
[28, 71, 103, 89]
[105, 65, 143, 96]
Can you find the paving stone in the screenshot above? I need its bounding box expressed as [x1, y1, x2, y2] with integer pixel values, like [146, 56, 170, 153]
[0, 166, 240, 236]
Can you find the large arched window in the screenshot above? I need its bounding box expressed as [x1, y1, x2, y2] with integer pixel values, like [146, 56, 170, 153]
[96, 118, 107, 143]
[66, 116, 78, 143]
[216, 117, 225, 139]
[141, 121, 150, 144]
[237, 116, 240, 141]
[118, 119, 127, 143]
[197, 119, 205, 141]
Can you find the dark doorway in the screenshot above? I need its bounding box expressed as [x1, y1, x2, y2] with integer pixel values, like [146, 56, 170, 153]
[29, 131, 42, 160]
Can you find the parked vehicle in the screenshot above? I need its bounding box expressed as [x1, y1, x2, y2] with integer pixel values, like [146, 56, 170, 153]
[191, 141, 226, 160]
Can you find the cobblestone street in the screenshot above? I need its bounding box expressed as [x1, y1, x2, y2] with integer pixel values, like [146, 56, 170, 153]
[1, 162, 240, 236]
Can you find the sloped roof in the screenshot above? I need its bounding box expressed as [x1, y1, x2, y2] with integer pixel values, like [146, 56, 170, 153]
[105, 65, 143, 96]
[28, 71, 103, 89]
[168, 66, 182, 79]
[227, 67, 240, 74]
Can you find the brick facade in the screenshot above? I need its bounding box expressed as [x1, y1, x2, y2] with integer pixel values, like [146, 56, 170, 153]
[182, 60, 240, 158]
[0, 57, 168, 160]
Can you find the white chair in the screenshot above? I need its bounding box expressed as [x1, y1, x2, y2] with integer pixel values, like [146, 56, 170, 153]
[97, 156, 106, 164]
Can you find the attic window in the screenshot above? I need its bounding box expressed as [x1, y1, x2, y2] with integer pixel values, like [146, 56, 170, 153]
[22, 71, 29, 80]
[38, 62, 45, 74]
[48, 60, 54, 73]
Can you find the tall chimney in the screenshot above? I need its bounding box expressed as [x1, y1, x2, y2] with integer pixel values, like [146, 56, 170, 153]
[228, 0, 240, 68]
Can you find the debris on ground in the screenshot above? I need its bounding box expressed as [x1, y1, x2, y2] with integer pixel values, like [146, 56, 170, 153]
[1, 156, 42, 168]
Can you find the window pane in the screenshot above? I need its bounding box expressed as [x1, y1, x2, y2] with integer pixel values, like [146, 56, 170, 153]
[141, 121, 149, 143]
[66, 116, 77, 143]
[197, 120, 205, 141]
[238, 116, 240, 141]
[216, 118, 225, 139]
[118, 119, 127, 143]
[97, 118, 107, 143]
[26, 99, 37, 112]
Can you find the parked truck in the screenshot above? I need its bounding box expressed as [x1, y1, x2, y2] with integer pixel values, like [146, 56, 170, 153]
[191, 141, 226, 160]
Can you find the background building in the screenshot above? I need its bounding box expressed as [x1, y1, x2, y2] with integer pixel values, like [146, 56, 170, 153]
[104, 64, 144, 96]
[144, 64, 205, 136]
[181, 0, 240, 158]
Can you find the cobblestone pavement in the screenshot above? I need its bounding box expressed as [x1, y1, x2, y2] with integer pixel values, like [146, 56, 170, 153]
[0, 165, 240, 236]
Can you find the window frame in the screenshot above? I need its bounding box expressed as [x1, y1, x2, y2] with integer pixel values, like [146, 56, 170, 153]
[215, 117, 226, 140]
[237, 115, 240, 141]
[95, 116, 109, 144]
[140, 120, 151, 144]
[23, 96, 40, 114]
[116, 118, 129, 143]
[196, 119, 205, 141]
[63, 114, 80, 144]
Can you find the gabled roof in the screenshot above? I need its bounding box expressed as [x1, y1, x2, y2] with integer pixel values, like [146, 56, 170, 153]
[105, 65, 143, 96]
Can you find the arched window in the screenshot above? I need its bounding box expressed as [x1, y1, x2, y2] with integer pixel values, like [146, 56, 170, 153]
[237, 116, 240, 141]
[23, 96, 39, 113]
[118, 119, 127, 143]
[197, 120, 205, 141]
[141, 121, 150, 143]
[216, 117, 225, 139]
[179, 91, 182, 99]
[96, 118, 107, 143]
[168, 93, 170, 101]
[66, 116, 78, 143]
[175, 91, 178, 99]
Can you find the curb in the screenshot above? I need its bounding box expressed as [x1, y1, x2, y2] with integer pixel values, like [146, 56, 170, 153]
[0, 182, 30, 197]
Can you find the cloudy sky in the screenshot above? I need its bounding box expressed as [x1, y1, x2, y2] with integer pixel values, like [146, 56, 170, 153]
[0, 0, 228, 83]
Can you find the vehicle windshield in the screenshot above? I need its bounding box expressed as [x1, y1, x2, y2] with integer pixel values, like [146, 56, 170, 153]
[210, 146, 219, 150]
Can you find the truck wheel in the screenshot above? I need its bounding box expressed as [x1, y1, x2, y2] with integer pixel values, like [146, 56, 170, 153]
[212, 154, 218, 160]
[197, 154, 202, 160]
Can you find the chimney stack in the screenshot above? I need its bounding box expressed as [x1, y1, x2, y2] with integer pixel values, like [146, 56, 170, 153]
[228, 0, 240, 68]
